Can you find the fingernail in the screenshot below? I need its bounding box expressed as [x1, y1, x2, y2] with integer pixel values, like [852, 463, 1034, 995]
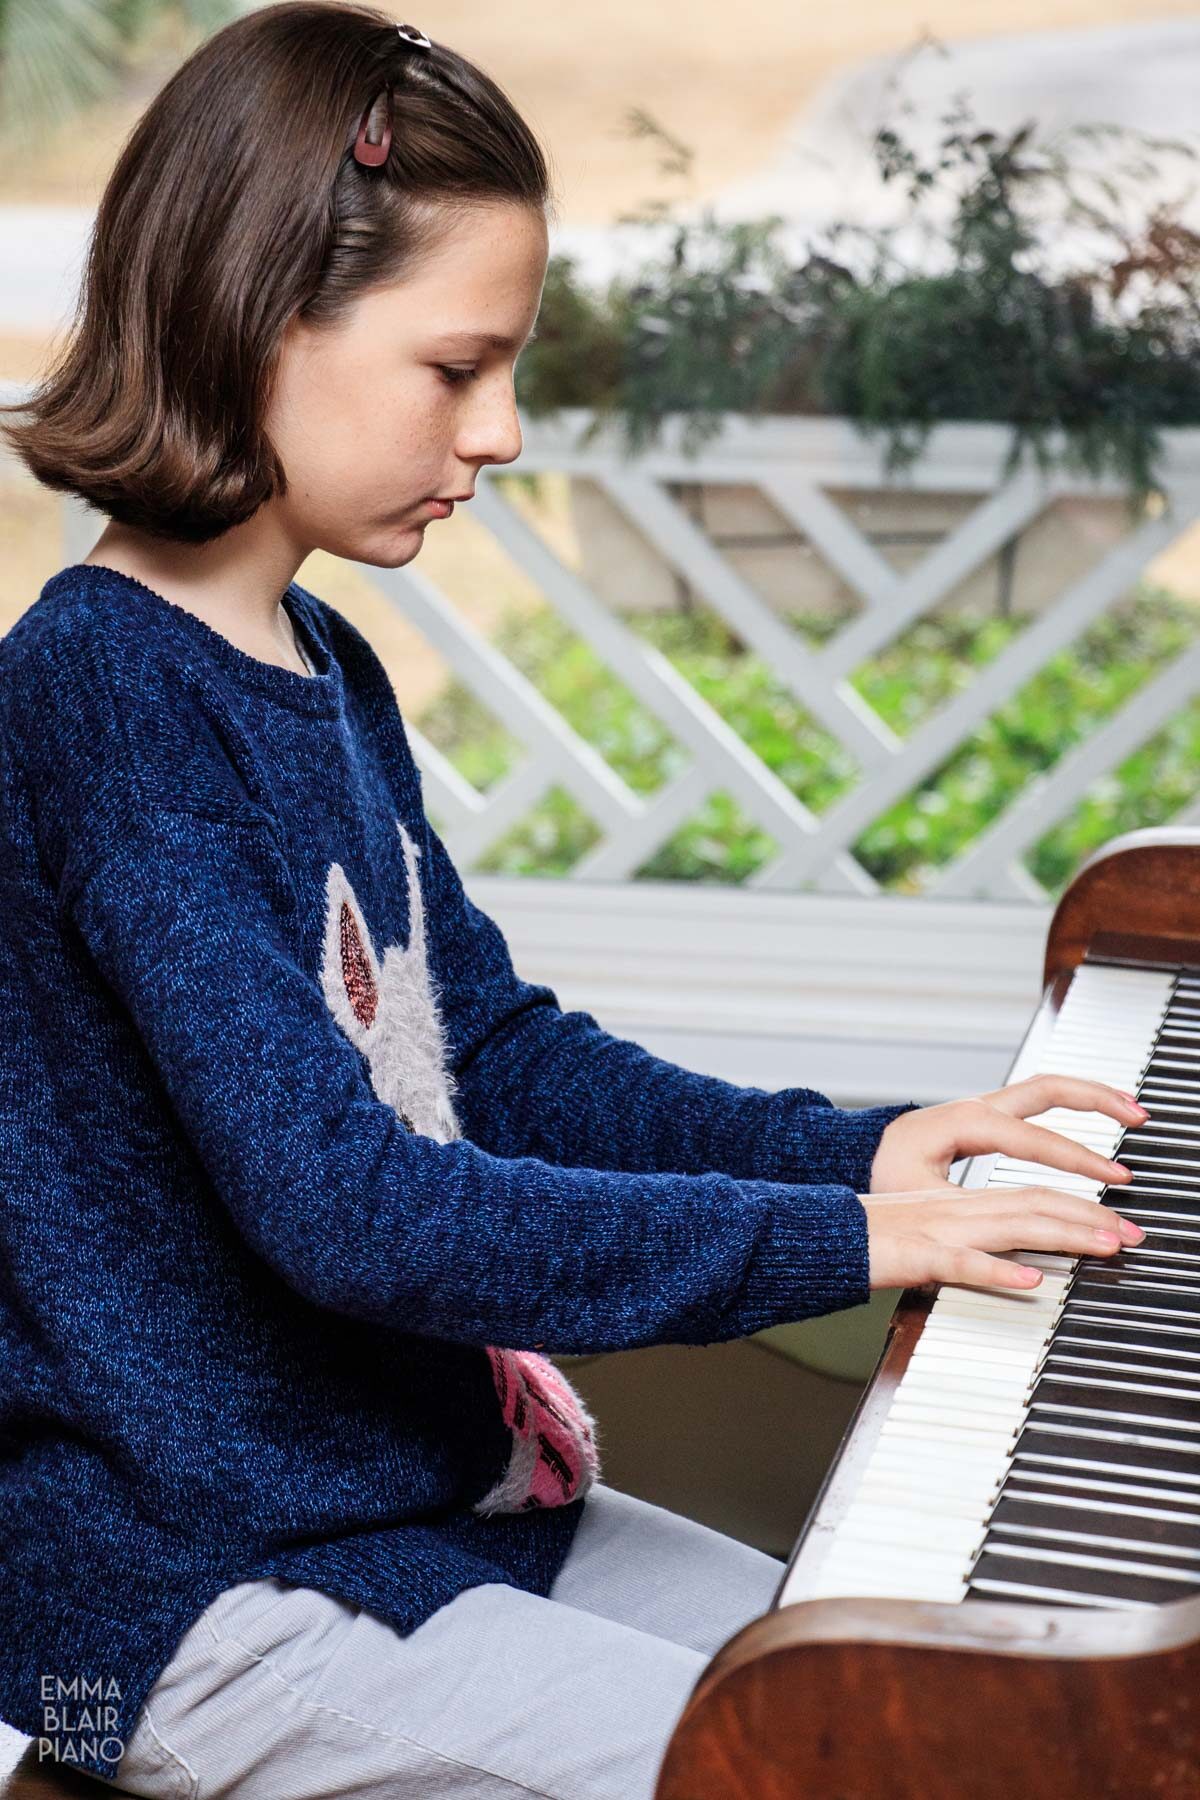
[1120, 1220, 1147, 1241]
[1106, 1161, 1131, 1178]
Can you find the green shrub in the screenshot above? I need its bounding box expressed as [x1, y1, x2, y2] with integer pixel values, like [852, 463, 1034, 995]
[417, 586, 1200, 897]
[517, 94, 1200, 504]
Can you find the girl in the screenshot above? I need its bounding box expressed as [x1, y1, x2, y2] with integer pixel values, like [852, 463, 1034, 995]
[0, 6, 1148, 1795]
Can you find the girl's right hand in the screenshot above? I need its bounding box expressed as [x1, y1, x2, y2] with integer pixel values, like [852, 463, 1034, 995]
[862, 1184, 1147, 1292]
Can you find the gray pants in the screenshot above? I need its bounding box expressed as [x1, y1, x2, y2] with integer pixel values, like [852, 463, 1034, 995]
[108, 1483, 783, 1798]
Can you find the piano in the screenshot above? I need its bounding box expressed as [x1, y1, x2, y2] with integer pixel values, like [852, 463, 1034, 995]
[655, 827, 1200, 1800]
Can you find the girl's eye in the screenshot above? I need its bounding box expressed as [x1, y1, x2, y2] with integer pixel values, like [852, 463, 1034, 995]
[436, 365, 479, 387]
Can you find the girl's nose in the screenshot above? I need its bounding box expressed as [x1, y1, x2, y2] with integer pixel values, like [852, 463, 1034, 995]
[457, 394, 523, 471]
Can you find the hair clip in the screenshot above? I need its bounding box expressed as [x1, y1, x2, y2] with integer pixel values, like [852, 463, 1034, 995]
[352, 24, 432, 166]
[354, 84, 394, 166]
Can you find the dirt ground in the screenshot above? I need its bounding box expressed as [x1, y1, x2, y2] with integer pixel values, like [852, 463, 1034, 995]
[3, 0, 1199, 221]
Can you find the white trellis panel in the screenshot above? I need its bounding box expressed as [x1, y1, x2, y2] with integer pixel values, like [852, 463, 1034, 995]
[373, 409, 1200, 904]
[10, 395, 1200, 910]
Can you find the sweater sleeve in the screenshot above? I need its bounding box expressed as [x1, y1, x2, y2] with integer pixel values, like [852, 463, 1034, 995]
[417, 815, 922, 1192]
[58, 803, 877, 1355]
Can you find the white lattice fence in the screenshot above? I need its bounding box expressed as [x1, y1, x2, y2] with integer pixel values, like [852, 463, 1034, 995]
[9, 387, 1200, 909]
[306, 410, 1200, 905]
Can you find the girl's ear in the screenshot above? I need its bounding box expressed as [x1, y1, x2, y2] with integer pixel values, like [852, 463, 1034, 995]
[320, 862, 381, 1047]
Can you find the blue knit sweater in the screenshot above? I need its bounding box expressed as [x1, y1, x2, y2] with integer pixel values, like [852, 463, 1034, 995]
[0, 563, 918, 1780]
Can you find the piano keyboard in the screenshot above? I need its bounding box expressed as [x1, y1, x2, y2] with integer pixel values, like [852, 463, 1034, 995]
[794, 956, 1200, 1613]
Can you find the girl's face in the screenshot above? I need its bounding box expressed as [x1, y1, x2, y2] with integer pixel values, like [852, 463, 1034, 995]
[265, 200, 548, 565]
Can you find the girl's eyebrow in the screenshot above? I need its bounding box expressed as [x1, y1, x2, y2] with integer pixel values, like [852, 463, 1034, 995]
[425, 327, 539, 352]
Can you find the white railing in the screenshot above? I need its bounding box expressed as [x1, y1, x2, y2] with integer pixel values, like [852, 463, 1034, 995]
[321, 410, 1200, 905]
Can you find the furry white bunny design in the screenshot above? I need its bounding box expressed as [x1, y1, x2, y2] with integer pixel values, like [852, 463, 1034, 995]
[320, 820, 600, 1514]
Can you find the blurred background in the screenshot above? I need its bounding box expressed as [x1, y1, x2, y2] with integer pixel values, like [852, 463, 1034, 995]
[3, 0, 1200, 1580]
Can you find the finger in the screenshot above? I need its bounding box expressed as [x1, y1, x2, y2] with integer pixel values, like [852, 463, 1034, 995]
[976, 1113, 1131, 1187]
[942, 1211, 1128, 1258]
[980, 1075, 1149, 1126]
[956, 1186, 1146, 1241]
[927, 1245, 1045, 1291]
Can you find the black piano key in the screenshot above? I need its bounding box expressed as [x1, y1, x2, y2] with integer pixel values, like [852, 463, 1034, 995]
[1030, 1376, 1200, 1429]
[967, 1548, 1200, 1606]
[1122, 1137, 1200, 1158]
[1061, 1309, 1200, 1341]
[1071, 1280, 1200, 1312]
[1114, 1201, 1200, 1224]
[1015, 1425, 1200, 1482]
[1072, 1264, 1200, 1285]
[1035, 1360, 1200, 1400]
[1055, 1319, 1200, 1356]
[1118, 1170, 1200, 1190]
[1079, 1256, 1199, 1281]
[1044, 1344, 1200, 1383]
[1090, 1251, 1200, 1278]
[1117, 1162, 1200, 1187]
[1115, 1209, 1200, 1229]
[1123, 1107, 1200, 1128]
[1036, 1375, 1200, 1418]
[989, 1496, 1200, 1555]
[1028, 1417, 1200, 1456]
[1138, 1090, 1200, 1112]
[1119, 1144, 1200, 1169]
[1007, 1469, 1200, 1514]
[1113, 1260, 1200, 1287]
[1116, 1161, 1200, 1186]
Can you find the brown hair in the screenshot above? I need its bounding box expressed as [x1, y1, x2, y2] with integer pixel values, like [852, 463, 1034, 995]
[0, 2, 556, 544]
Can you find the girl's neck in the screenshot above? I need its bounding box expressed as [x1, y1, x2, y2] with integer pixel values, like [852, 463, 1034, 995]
[81, 523, 310, 678]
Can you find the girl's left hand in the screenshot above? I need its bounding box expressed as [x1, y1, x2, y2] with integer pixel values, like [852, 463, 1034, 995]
[868, 1075, 1150, 1195]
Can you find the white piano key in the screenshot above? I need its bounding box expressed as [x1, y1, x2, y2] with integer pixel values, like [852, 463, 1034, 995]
[838, 1505, 984, 1554]
[899, 1365, 1034, 1396]
[814, 1541, 973, 1582]
[810, 1569, 971, 1603]
[867, 1437, 1015, 1471]
[796, 958, 1192, 1609]
[857, 1473, 1001, 1511]
[908, 1341, 1039, 1369]
[885, 1409, 1019, 1441]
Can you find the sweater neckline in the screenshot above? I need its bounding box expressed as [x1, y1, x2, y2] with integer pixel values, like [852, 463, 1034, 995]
[47, 562, 345, 717]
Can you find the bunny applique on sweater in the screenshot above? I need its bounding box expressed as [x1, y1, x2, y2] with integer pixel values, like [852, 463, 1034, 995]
[319, 819, 601, 1516]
